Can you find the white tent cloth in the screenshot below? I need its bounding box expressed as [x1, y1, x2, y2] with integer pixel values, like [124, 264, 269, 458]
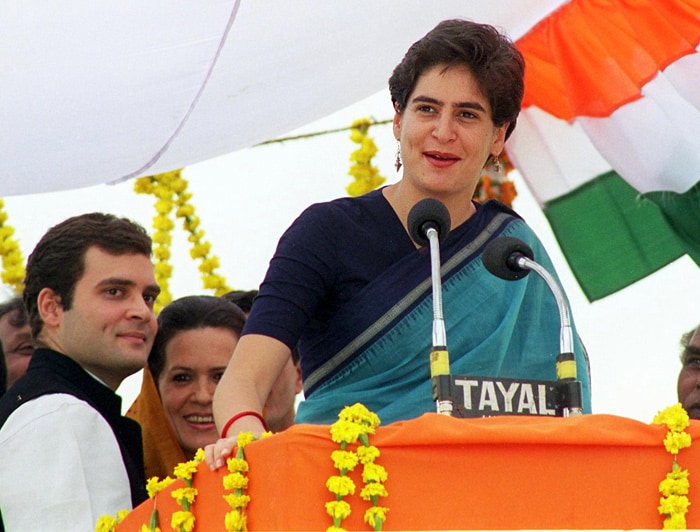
[1, 1, 567, 196]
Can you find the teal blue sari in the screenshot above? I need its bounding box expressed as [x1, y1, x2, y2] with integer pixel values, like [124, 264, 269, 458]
[296, 203, 591, 425]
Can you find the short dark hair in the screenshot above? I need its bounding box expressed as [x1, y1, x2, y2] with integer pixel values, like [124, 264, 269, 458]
[389, 19, 524, 140]
[221, 289, 258, 314]
[24, 213, 153, 338]
[0, 296, 28, 328]
[148, 295, 246, 381]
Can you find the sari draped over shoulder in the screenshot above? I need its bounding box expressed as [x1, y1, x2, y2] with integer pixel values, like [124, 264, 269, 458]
[296, 203, 591, 425]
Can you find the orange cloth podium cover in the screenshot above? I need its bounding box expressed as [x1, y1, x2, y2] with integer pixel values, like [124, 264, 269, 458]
[117, 413, 700, 531]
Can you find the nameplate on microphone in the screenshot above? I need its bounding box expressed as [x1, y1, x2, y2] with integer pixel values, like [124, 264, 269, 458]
[450, 375, 561, 418]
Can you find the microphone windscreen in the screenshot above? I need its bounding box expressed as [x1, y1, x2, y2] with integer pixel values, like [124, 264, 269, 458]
[482, 236, 534, 281]
[407, 198, 451, 247]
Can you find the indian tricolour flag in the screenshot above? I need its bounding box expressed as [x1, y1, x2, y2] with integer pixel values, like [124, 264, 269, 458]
[506, 0, 700, 302]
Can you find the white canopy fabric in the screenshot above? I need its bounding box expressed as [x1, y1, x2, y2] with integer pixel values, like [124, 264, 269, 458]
[1, 0, 567, 196]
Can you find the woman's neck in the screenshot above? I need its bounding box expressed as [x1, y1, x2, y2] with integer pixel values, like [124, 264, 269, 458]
[382, 181, 476, 236]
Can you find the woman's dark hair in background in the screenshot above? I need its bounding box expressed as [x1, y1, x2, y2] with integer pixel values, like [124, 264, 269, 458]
[148, 295, 246, 381]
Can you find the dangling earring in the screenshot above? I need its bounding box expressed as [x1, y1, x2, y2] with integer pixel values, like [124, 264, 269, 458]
[395, 142, 402, 172]
[492, 153, 502, 174]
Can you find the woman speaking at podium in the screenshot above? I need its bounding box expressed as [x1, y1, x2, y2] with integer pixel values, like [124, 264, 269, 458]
[208, 18, 591, 468]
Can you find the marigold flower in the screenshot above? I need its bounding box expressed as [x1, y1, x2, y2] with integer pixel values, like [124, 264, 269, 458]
[360, 481, 388, 501]
[659, 494, 690, 516]
[224, 509, 247, 532]
[357, 445, 380, 464]
[223, 493, 251, 509]
[664, 431, 692, 455]
[330, 420, 363, 445]
[659, 470, 690, 497]
[237, 432, 255, 449]
[326, 475, 356, 497]
[226, 457, 249, 473]
[664, 512, 687, 530]
[199, 256, 220, 274]
[338, 404, 381, 427]
[171, 510, 195, 532]
[350, 117, 371, 130]
[94, 514, 117, 532]
[223, 472, 249, 491]
[331, 450, 359, 472]
[153, 214, 174, 231]
[133, 177, 155, 194]
[653, 403, 690, 432]
[362, 462, 388, 484]
[189, 241, 212, 259]
[146, 476, 175, 498]
[173, 460, 199, 480]
[364, 506, 389, 529]
[325, 500, 352, 520]
[171, 487, 198, 505]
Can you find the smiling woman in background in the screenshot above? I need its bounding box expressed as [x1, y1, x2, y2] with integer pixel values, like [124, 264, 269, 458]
[127, 295, 246, 479]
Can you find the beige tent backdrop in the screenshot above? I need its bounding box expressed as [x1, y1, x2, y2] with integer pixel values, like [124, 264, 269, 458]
[1, 1, 699, 421]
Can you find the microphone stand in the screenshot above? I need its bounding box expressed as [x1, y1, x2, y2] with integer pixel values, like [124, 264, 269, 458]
[426, 225, 453, 416]
[512, 254, 583, 417]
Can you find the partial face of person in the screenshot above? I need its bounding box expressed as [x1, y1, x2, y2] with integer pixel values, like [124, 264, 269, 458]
[48, 247, 159, 390]
[0, 311, 33, 388]
[677, 329, 700, 419]
[264, 355, 303, 433]
[157, 327, 238, 458]
[393, 64, 507, 200]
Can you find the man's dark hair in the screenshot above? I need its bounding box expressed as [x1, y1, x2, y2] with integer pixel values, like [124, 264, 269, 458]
[148, 295, 246, 381]
[23, 212, 153, 338]
[0, 296, 28, 328]
[389, 19, 525, 140]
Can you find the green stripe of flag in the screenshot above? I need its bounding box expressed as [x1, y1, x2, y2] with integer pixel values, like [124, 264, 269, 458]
[543, 171, 685, 301]
[645, 181, 700, 267]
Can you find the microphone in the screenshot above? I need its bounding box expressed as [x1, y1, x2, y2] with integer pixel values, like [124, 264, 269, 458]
[482, 236, 583, 417]
[407, 198, 452, 416]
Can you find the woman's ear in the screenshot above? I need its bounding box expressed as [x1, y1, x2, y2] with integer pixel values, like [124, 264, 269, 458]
[491, 123, 509, 155]
[393, 111, 402, 141]
[392, 101, 403, 141]
[37, 287, 63, 328]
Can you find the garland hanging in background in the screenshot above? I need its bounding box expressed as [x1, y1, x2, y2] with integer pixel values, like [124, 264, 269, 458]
[346, 119, 386, 197]
[475, 152, 517, 208]
[0, 199, 25, 295]
[134, 169, 231, 313]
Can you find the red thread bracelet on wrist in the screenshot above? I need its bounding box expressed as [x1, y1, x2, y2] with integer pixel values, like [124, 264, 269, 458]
[221, 410, 267, 438]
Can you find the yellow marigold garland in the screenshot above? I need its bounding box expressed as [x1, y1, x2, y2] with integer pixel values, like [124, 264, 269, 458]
[327, 403, 388, 532]
[223, 431, 272, 531]
[133, 169, 231, 313]
[170, 449, 205, 532]
[94, 509, 131, 532]
[0, 199, 25, 294]
[652, 403, 692, 529]
[346, 119, 386, 197]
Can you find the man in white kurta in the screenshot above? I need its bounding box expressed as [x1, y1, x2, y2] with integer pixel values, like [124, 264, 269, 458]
[0, 213, 159, 531]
